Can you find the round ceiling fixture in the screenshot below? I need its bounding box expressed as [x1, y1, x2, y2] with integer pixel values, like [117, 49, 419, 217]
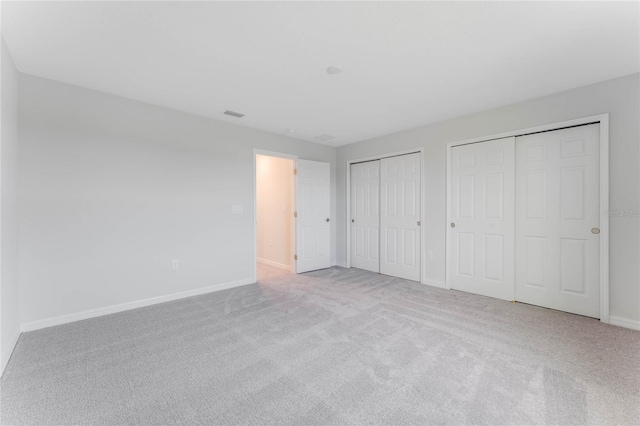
[326, 65, 342, 75]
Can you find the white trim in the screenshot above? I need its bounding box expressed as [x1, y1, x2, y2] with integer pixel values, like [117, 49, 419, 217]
[345, 147, 425, 283]
[21, 277, 255, 333]
[253, 149, 298, 282]
[257, 257, 291, 271]
[445, 114, 610, 323]
[445, 114, 607, 147]
[445, 143, 453, 291]
[423, 279, 447, 289]
[335, 262, 348, 268]
[1, 328, 21, 377]
[609, 316, 640, 331]
[598, 116, 610, 323]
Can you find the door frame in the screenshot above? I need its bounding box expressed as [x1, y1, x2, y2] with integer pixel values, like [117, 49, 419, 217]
[345, 147, 426, 283]
[445, 114, 610, 323]
[253, 149, 298, 283]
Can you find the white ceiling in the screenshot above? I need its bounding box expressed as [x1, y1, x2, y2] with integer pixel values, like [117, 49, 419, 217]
[2, 1, 639, 146]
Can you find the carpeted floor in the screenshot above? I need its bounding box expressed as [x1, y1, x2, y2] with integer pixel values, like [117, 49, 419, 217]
[1, 264, 639, 425]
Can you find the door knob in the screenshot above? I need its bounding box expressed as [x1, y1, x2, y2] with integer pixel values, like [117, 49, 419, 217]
[591, 227, 600, 234]
[450, 223, 456, 228]
[351, 219, 354, 223]
[417, 221, 421, 226]
[326, 218, 330, 223]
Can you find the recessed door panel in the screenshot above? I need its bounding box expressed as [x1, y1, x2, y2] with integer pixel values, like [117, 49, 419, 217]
[484, 234, 504, 282]
[559, 239, 587, 295]
[386, 183, 398, 216]
[369, 228, 379, 260]
[560, 167, 585, 220]
[355, 226, 365, 257]
[386, 228, 398, 264]
[457, 176, 475, 219]
[403, 229, 417, 266]
[485, 173, 504, 219]
[524, 236, 546, 287]
[457, 232, 475, 277]
[525, 170, 547, 219]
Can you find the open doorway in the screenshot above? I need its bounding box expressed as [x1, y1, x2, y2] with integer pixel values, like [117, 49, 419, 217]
[255, 153, 295, 281]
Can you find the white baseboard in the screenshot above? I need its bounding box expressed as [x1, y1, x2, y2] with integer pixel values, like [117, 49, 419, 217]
[423, 279, 447, 289]
[1, 328, 21, 377]
[21, 277, 255, 333]
[335, 262, 348, 268]
[609, 315, 640, 331]
[257, 257, 291, 271]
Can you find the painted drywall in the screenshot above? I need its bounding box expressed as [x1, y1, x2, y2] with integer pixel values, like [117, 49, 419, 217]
[256, 155, 293, 270]
[336, 73, 640, 325]
[18, 74, 336, 327]
[1, 37, 21, 374]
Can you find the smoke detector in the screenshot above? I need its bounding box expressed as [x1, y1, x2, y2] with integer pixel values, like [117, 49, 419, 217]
[326, 65, 342, 75]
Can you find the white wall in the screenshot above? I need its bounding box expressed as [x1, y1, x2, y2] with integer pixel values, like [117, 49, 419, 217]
[13, 69, 640, 330]
[1, 37, 20, 374]
[256, 155, 293, 269]
[18, 74, 336, 328]
[336, 73, 640, 326]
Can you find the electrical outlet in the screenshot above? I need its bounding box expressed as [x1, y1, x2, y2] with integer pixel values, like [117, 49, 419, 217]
[231, 205, 243, 215]
[172, 259, 179, 270]
[426, 251, 434, 261]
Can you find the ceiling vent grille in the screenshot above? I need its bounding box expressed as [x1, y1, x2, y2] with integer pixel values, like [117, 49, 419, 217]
[314, 134, 336, 141]
[224, 110, 245, 118]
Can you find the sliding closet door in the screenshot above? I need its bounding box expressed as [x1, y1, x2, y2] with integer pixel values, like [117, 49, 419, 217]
[450, 137, 515, 301]
[350, 161, 380, 273]
[515, 124, 600, 318]
[380, 153, 420, 281]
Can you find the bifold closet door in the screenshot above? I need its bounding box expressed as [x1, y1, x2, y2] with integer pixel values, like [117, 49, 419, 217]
[450, 137, 515, 301]
[515, 124, 600, 318]
[350, 161, 380, 273]
[380, 153, 420, 281]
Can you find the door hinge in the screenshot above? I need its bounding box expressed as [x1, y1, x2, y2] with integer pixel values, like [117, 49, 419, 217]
[294, 255, 298, 261]
[293, 168, 297, 175]
[294, 211, 298, 218]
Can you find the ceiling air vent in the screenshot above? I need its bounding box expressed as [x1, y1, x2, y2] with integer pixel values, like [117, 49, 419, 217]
[224, 110, 245, 118]
[314, 134, 335, 141]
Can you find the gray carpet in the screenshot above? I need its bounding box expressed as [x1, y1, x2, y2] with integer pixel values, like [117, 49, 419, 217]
[1, 264, 639, 425]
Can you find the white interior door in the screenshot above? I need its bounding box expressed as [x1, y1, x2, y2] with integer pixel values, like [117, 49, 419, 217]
[350, 161, 380, 273]
[296, 159, 331, 273]
[380, 153, 420, 281]
[515, 124, 600, 318]
[450, 137, 515, 301]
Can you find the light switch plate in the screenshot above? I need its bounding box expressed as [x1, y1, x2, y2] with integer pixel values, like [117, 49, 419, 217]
[232, 205, 243, 214]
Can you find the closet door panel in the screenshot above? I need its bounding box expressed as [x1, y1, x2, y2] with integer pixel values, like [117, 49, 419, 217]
[515, 124, 600, 318]
[450, 138, 515, 301]
[350, 160, 380, 272]
[380, 153, 421, 281]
